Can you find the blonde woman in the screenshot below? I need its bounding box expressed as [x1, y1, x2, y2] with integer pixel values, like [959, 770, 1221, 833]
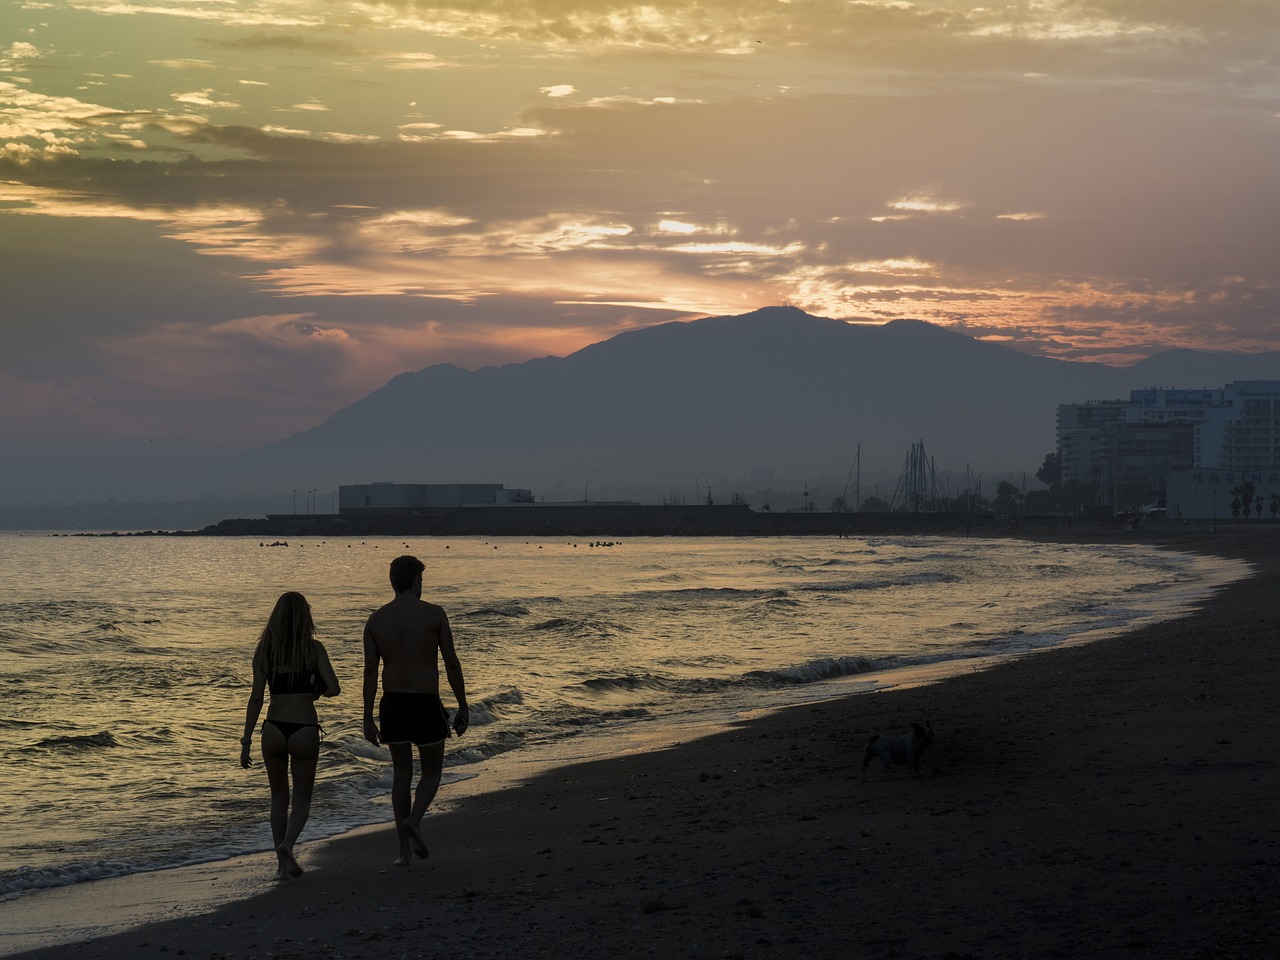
[240, 591, 340, 879]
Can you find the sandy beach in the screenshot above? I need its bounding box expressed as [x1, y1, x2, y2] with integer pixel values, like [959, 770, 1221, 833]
[4, 527, 1278, 960]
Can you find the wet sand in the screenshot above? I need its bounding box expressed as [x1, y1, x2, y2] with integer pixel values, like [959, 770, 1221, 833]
[4, 527, 1278, 960]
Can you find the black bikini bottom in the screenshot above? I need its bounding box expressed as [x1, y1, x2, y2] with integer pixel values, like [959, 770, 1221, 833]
[263, 719, 320, 744]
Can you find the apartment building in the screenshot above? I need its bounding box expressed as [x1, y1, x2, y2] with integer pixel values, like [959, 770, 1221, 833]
[1057, 380, 1280, 510]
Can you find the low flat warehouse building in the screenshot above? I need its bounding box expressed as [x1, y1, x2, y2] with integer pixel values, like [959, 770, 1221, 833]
[339, 482, 534, 515]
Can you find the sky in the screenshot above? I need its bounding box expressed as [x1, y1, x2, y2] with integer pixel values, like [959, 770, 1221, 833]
[2, 1, 1278, 503]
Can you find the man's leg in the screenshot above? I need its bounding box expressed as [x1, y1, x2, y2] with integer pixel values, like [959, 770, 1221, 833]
[388, 741, 416, 865]
[402, 740, 445, 859]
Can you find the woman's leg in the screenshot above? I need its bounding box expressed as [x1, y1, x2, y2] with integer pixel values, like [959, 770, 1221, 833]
[276, 726, 320, 878]
[260, 722, 291, 879]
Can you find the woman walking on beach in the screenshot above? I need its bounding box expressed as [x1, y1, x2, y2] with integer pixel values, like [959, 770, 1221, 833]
[240, 591, 340, 879]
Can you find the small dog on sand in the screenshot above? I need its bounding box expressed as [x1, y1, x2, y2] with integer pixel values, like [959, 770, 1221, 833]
[861, 721, 933, 781]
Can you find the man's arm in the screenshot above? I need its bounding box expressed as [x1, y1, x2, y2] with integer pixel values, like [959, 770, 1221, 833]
[439, 614, 469, 735]
[361, 620, 381, 744]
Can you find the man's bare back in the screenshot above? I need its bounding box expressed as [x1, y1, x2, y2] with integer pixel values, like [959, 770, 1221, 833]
[363, 595, 450, 695]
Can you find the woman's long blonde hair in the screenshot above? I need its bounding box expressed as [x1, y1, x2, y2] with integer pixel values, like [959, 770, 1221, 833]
[254, 591, 318, 672]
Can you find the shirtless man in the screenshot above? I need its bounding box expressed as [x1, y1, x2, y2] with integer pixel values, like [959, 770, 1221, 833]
[363, 555, 469, 865]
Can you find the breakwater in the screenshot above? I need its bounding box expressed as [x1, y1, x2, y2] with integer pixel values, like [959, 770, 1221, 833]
[189, 504, 1025, 538]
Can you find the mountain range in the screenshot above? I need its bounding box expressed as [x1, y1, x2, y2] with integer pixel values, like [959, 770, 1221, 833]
[228, 306, 1280, 504]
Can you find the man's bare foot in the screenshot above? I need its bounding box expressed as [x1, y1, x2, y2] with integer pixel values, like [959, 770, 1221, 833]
[276, 845, 304, 878]
[405, 820, 429, 859]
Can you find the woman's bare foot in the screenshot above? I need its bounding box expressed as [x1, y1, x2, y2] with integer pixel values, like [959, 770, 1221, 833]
[276, 844, 304, 878]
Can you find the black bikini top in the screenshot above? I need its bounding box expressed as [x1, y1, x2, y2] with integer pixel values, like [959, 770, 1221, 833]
[268, 668, 323, 696]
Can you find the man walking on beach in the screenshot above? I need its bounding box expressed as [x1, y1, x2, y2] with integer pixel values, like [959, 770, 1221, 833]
[363, 555, 469, 865]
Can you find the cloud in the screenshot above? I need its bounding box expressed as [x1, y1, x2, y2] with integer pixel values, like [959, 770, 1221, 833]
[211, 33, 363, 55]
[171, 89, 241, 110]
[5, 82, 1277, 362]
[150, 58, 217, 70]
[4, 41, 41, 61]
[382, 52, 449, 70]
[0, 81, 155, 156]
[4, 0, 1280, 502]
[885, 193, 966, 216]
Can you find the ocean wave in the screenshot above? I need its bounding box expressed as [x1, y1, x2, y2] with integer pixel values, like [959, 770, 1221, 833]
[1, 629, 149, 656]
[1032, 563, 1072, 575]
[0, 600, 100, 624]
[527, 616, 623, 639]
[0, 599, 159, 641]
[0, 860, 139, 897]
[1124, 581, 1177, 594]
[765, 555, 853, 571]
[90, 662, 204, 689]
[457, 601, 531, 620]
[562, 707, 650, 727]
[662, 586, 777, 599]
[568, 649, 1007, 704]
[571, 657, 884, 699]
[798, 571, 962, 593]
[467, 687, 525, 726]
[202, 673, 249, 690]
[743, 656, 880, 685]
[577, 673, 679, 696]
[731, 593, 802, 622]
[446, 729, 529, 767]
[530, 616, 572, 630]
[32, 731, 119, 750]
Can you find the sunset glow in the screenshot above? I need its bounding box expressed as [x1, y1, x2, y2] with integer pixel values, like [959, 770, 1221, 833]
[1, 1, 1278, 499]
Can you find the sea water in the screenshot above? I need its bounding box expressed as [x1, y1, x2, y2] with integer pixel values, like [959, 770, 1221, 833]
[0, 533, 1243, 898]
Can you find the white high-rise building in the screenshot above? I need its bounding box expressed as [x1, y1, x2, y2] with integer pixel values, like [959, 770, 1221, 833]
[1057, 381, 1280, 510]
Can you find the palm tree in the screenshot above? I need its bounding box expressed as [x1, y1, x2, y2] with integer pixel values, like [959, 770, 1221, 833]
[1229, 481, 1256, 520]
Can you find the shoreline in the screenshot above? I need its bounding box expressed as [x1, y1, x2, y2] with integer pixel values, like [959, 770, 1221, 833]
[4, 527, 1278, 959]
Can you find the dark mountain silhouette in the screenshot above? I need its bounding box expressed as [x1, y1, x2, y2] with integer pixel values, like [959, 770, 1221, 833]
[226, 306, 1280, 499]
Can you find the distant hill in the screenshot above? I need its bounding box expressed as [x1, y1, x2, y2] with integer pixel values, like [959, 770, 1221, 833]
[225, 306, 1280, 500]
